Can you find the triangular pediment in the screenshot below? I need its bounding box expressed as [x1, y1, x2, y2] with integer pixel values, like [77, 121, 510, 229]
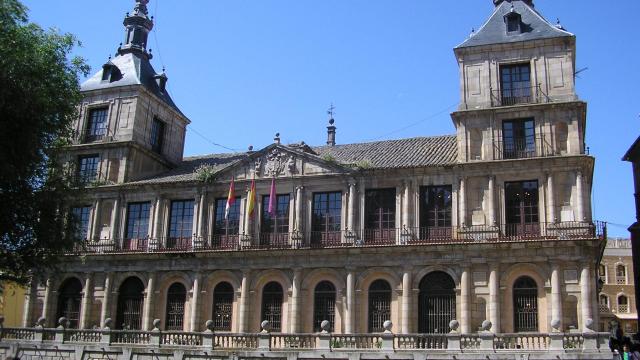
[215, 144, 352, 182]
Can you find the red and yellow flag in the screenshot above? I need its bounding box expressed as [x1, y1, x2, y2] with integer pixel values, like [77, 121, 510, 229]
[224, 177, 235, 220]
[247, 179, 256, 217]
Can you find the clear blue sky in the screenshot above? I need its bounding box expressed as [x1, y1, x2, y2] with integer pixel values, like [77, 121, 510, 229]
[22, 0, 640, 237]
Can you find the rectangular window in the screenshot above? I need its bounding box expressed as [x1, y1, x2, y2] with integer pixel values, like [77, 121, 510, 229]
[85, 108, 108, 142]
[124, 202, 151, 250]
[502, 118, 536, 159]
[500, 63, 531, 106]
[418, 185, 453, 241]
[504, 181, 539, 237]
[260, 194, 290, 248]
[167, 200, 194, 249]
[364, 189, 396, 244]
[311, 192, 342, 247]
[77, 155, 100, 183]
[150, 118, 165, 154]
[213, 198, 240, 249]
[71, 206, 91, 241]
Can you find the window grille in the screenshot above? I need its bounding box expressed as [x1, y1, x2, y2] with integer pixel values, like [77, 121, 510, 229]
[116, 277, 145, 330]
[313, 281, 336, 332]
[213, 282, 234, 331]
[368, 280, 391, 332]
[418, 272, 456, 334]
[513, 276, 538, 332]
[165, 283, 186, 330]
[261, 282, 283, 332]
[56, 278, 83, 329]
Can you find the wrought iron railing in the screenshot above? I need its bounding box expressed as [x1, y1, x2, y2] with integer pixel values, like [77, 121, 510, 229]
[490, 84, 550, 107]
[493, 134, 555, 160]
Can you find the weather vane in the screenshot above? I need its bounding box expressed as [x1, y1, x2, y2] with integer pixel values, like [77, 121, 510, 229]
[327, 103, 336, 120]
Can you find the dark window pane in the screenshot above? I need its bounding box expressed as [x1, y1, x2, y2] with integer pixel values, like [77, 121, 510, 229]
[167, 200, 194, 249]
[150, 118, 165, 154]
[116, 277, 145, 330]
[77, 155, 100, 183]
[86, 108, 108, 141]
[125, 202, 151, 244]
[502, 118, 535, 159]
[420, 186, 452, 228]
[71, 206, 91, 241]
[418, 272, 456, 334]
[311, 192, 342, 246]
[499, 64, 531, 105]
[56, 278, 83, 329]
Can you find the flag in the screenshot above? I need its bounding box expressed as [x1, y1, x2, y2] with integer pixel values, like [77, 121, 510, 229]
[225, 177, 235, 220]
[268, 177, 276, 215]
[247, 178, 256, 217]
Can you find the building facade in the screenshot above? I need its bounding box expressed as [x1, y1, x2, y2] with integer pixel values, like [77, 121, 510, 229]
[598, 238, 637, 334]
[10, 0, 606, 352]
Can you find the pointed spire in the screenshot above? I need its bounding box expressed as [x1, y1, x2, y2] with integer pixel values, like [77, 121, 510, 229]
[117, 0, 154, 60]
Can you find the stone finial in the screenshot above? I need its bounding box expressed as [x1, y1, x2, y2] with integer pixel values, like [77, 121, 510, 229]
[261, 320, 271, 333]
[104, 318, 113, 329]
[383, 320, 393, 333]
[449, 320, 460, 333]
[274, 133, 281, 145]
[551, 319, 562, 332]
[320, 320, 331, 333]
[153, 319, 161, 330]
[584, 318, 595, 332]
[481, 320, 492, 331]
[205, 320, 215, 332]
[58, 317, 68, 328]
[36, 317, 46, 327]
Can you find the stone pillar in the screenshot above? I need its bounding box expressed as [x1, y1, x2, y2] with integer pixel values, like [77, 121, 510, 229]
[295, 186, 304, 231]
[80, 273, 93, 329]
[551, 266, 563, 330]
[143, 274, 155, 330]
[580, 265, 592, 330]
[489, 265, 500, 333]
[459, 177, 466, 227]
[109, 198, 121, 240]
[22, 278, 37, 327]
[238, 271, 250, 333]
[401, 270, 412, 333]
[576, 171, 585, 221]
[461, 268, 471, 333]
[345, 271, 356, 334]
[100, 273, 113, 327]
[488, 176, 496, 225]
[190, 273, 201, 332]
[348, 183, 356, 232]
[403, 182, 411, 228]
[290, 269, 302, 333]
[197, 193, 207, 238]
[42, 278, 52, 326]
[91, 198, 103, 240]
[547, 173, 556, 223]
[151, 197, 162, 240]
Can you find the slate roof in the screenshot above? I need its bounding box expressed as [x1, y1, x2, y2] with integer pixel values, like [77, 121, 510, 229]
[81, 53, 185, 117]
[129, 135, 458, 185]
[456, 0, 573, 49]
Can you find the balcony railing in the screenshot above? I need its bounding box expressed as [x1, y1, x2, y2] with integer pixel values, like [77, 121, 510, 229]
[490, 84, 550, 107]
[72, 128, 116, 144]
[618, 304, 629, 313]
[75, 221, 606, 255]
[493, 135, 555, 160]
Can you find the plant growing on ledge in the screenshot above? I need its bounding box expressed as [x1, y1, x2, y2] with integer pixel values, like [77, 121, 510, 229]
[195, 164, 216, 184]
[321, 153, 338, 164]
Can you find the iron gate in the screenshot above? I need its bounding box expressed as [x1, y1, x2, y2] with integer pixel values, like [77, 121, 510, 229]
[368, 280, 391, 332]
[261, 282, 283, 332]
[418, 272, 456, 334]
[313, 281, 336, 331]
[513, 276, 538, 332]
[213, 282, 234, 331]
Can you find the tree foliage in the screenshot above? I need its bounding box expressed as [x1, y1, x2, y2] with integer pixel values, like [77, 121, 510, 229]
[0, 0, 89, 284]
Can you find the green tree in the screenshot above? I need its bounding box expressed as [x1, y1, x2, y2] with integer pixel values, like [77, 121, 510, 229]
[0, 0, 89, 284]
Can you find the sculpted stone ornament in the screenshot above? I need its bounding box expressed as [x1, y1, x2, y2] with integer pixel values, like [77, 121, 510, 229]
[263, 148, 295, 177]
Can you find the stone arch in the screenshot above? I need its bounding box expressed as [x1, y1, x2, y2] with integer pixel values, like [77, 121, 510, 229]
[356, 268, 401, 333]
[413, 266, 460, 289]
[250, 269, 292, 332]
[300, 268, 345, 333]
[115, 276, 146, 330]
[501, 263, 548, 333]
[417, 271, 457, 333]
[157, 272, 192, 331]
[204, 270, 241, 332]
[55, 277, 83, 329]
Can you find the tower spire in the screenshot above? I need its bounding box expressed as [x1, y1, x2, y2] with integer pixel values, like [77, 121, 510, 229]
[117, 0, 154, 59]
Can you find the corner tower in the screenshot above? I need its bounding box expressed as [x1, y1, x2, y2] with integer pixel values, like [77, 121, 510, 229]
[64, 0, 190, 184]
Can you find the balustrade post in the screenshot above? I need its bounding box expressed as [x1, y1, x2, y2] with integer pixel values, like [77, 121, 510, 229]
[202, 320, 214, 348]
[381, 320, 394, 350]
[34, 317, 45, 342]
[446, 320, 461, 351]
[54, 319, 65, 343]
[582, 319, 597, 351]
[316, 320, 331, 350]
[258, 321, 272, 350]
[478, 320, 494, 350]
[101, 318, 112, 345]
[150, 319, 161, 346]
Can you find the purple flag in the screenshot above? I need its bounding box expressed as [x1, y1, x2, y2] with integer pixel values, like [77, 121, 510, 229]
[268, 177, 276, 215]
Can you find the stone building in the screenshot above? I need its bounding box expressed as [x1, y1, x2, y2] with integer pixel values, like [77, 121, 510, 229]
[19, 0, 605, 340]
[598, 238, 638, 335]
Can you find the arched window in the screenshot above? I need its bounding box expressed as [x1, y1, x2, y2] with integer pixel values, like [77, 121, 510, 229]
[598, 264, 607, 283]
[618, 295, 629, 313]
[165, 283, 187, 330]
[213, 282, 234, 331]
[418, 271, 456, 334]
[313, 281, 336, 332]
[116, 277, 145, 330]
[513, 276, 538, 332]
[368, 280, 391, 332]
[261, 282, 283, 332]
[616, 265, 627, 284]
[599, 294, 609, 307]
[56, 278, 83, 329]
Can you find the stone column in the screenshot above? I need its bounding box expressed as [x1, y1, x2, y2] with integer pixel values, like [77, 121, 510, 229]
[401, 270, 412, 333]
[238, 271, 250, 333]
[489, 264, 500, 333]
[22, 278, 37, 327]
[91, 199, 102, 240]
[42, 278, 52, 326]
[348, 183, 356, 232]
[109, 198, 121, 241]
[547, 173, 556, 223]
[190, 273, 201, 331]
[461, 268, 471, 333]
[143, 274, 155, 330]
[100, 273, 113, 327]
[197, 192, 207, 238]
[459, 177, 467, 227]
[551, 266, 563, 329]
[290, 269, 302, 333]
[488, 176, 496, 225]
[295, 186, 304, 231]
[580, 265, 592, 330]
[576, 171, 585, 221]
[80, 273, 93, 329]
[151, 197, 163, 241]
[345, 271, 356, 333]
